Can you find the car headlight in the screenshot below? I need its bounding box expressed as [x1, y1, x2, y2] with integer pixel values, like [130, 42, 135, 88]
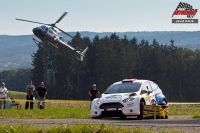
[122, 97, 135, 103]
[96, 99, 101, 104]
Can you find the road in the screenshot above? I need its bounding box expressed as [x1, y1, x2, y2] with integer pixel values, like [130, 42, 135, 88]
[0, 116, 200, 132]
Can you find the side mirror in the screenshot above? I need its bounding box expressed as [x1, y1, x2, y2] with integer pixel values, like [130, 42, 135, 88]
[129, 93, 137, 96]
[141, 90, 147, 94]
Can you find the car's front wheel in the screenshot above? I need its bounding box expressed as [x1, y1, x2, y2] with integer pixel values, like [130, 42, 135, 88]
[91, 116, 102, 119]
[120, 116, 127, 119]
[137, 102, 144, 120]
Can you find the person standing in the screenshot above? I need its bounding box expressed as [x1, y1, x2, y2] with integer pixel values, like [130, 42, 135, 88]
[25, 80, 35, 109]
[36, 82, 47, 109]
[88, 84, 100, 101]
[0, 82, 8, 109]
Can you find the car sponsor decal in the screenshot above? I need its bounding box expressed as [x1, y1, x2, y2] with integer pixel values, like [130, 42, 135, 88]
[105, 95, 122, 99]
[144, 94, 151, 103]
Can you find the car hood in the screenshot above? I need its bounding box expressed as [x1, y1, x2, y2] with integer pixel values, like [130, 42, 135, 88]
[99, 93, 138, 102]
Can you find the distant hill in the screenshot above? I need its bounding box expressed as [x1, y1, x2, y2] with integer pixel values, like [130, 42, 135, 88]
[0, 31, 200, 71]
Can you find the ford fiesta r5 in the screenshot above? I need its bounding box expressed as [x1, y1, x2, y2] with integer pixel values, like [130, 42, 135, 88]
[91, 79, 157, 119]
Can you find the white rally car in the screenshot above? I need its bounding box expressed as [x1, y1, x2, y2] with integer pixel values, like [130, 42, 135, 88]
[91, 79, 157, 119]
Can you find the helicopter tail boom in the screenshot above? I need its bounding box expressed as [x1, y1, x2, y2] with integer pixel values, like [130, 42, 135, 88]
[77, 47, 88, 61]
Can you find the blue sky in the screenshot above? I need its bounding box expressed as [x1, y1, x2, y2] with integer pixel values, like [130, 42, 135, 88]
[0, 0, 199, 35]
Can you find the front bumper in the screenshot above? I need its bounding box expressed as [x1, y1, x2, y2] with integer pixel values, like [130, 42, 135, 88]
[91, 98, 140, 117]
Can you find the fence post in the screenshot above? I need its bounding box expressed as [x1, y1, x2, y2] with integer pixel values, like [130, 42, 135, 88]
[154, 103, 156, 119]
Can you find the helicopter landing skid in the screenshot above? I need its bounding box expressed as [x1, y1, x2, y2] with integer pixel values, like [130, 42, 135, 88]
[33, 38, 45, 48]
[49, 42, 58, 49]
[33, 38, 40, 45]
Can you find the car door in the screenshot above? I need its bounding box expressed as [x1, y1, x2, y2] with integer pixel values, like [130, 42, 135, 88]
[141, 82, 155, 105]
[145, 82, 156, 104]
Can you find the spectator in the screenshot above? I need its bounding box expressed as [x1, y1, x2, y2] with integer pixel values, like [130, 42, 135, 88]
[25, 80, 35, 109]
[36, 82, 47, 109]
[0, 82, 8, 109]
[88, 84, 100, 101]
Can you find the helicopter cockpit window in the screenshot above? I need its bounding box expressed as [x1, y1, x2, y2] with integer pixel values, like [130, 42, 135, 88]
[45, 27, 49, 32]
[40, 26, 46, 30]
[49, 29, 53, 34]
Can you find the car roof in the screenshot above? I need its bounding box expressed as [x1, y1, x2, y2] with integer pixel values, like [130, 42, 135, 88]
[111, 79, 151, 86]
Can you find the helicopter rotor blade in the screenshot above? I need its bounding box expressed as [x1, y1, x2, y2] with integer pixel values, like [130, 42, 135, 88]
[16, 18, 48, 25]
[54, 12, 67, 25]
[55, 26, 74, 39]
[55, 26, 80, 42]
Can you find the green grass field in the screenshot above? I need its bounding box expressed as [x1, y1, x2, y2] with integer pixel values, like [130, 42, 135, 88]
[0, 100, 91, 119]
[0, 124, 184, 133]
[1, 90, 200, 119]
[169, 104, 200, 118]
[7, 90, 26, 99]
[0, 100, 199, 133]
[1, 100, 200, 119]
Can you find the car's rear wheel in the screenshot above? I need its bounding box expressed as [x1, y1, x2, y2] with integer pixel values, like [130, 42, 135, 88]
[162, 100, 167, 105]
[162, 100, 169, 109]
[137, 102, 144, 120]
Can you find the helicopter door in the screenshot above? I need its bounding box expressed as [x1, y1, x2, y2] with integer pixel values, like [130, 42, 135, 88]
[47, 29, 55, 39]
[44, 27, 48, 34]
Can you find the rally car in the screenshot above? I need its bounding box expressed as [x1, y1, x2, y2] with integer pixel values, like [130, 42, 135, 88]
[91, 78, 167, 119]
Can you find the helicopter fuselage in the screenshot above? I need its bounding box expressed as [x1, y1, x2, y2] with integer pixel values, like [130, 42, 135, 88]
[16, 12, 88, 61]
[32, 25, 77, 52]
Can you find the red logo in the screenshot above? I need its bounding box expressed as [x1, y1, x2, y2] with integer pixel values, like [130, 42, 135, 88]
[172, 2, 198, 18]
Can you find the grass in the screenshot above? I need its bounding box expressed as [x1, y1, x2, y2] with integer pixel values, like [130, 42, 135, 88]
[0, 124, 184, 133]
[7, 90, 26, 99]
[168, 104, 200, 116]
[1, 100, 200, 119]
[0, 100, 91, 119]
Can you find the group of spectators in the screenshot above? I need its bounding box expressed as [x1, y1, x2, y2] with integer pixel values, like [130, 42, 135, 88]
[0, 80, 101, 109]
[25, 80, 47, 109]
[0, 80, 47, 109]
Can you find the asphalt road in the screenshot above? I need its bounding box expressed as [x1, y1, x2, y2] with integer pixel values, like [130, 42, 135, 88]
[0, 116, 200, 132]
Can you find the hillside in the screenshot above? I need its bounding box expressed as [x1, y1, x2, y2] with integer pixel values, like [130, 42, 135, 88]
[0, 31, 200, 70]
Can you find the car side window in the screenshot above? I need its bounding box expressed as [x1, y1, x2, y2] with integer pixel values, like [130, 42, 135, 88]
[150, 82, 158, 91]
[141, 82, 153, 94]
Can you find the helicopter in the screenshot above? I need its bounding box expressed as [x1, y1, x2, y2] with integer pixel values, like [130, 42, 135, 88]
[16, 12, 88, 61]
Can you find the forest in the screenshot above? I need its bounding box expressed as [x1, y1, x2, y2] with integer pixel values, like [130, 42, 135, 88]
[1, 33, 200, 102]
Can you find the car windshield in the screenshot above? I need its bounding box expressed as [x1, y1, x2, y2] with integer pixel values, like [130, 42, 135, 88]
[104, 83, 141, 94]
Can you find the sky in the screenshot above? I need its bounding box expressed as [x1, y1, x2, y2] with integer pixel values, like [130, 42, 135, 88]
[0, 0, 200, 35]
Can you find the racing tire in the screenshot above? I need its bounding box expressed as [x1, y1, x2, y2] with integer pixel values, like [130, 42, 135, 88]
[91, 116, 102, 119]
[162, 100, 167, 105]
[161, 100, 169, 109]
[137, 102, 144, 120]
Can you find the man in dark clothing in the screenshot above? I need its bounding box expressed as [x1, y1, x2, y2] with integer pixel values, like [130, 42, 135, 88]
[36, 82, 47, 109]
[25, 80, 35, 109]
[88, 84, 100, 101]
